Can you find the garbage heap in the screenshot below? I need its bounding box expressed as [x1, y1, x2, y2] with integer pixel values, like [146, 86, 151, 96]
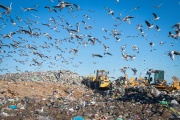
[0, 70, 82, 84]
[0, 83, 180, 120]
[0, 72, 180, 120]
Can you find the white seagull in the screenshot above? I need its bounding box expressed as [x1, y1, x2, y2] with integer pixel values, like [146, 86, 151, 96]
[155, 25, 161, 31]
[154, 3, 163, 9]
[123, 15, 134, 24]
[145, 20, 154, 29]
[0, 2, 12, 14]
[104, 6, 114, 16]
[172, 22, 180, 30]
[53, 1, 73, 11]
[132, 45, 139, 51]
[152, 13, 160, 21]
[168, 51, 180, 60]
[131, 68, 137, 75]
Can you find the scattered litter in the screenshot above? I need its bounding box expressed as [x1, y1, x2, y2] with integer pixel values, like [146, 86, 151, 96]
[0, 70, 179, 119]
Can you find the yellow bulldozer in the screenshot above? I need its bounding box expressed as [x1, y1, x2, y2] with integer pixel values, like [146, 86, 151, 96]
[83, 70, 112, 89]
[129, 75, 149, 87]
[129, 69, 180, 93]
[171, 76, 180, 90]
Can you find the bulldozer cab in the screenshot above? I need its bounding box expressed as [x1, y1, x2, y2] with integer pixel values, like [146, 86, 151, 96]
[96, 70, 108, 78]
[94, 70, 111, 89]
[148, 70, 164, 84]
[146, 70, 175, 93]
[154, 70, 164, 83]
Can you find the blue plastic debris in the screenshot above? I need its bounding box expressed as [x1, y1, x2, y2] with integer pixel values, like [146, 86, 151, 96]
[8, 105, 17, 110]
[73, 115, 84, 120]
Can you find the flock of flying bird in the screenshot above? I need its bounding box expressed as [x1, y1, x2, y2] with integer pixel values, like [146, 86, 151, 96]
[0, 0, 180, 77]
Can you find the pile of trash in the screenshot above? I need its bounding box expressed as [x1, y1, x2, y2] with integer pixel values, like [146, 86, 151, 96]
[0, 70, 82, 84]
[0, 82, 180, 119]
[120, 86, 180, 103]
[0, 71, 180, 119]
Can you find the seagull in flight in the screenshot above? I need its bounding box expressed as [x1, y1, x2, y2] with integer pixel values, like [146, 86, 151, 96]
[136, 24, 143, 30]
[168, 31, 179, 39]
[20, 6, 37, 12]
[149, 42, 155, 47]
[123, 15, 134, 24]
[155, 25, 161, 31]
[104, 52, 112, 56]
[53, 1, 73, 11]
[120, 66, 129, 74]
[152, 13, 160, 21]
[132, 45, 139, 51]
[130, 6, 140, 11]
[154, 3, 163, 9]
[168, 50, 180, 60]
[159, 41, 165, 46]
[145, 20, 154, 29]
[172, 22, 180, 30]
[10, 17, 16, 26]
[103, 44, 109, 51]
[92, 54, 103, 58]
[104, 6, 114, 16]
[0, 2, 12, 14]
[69, 47, 78, 56]
[131, 68, 137, 75]
[116, 0, 120, 3]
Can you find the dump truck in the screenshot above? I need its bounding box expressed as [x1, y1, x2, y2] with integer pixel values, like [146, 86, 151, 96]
[83, 70, 112, 89]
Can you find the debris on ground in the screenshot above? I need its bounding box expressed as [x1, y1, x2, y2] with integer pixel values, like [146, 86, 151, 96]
[0, 71, 180, 120]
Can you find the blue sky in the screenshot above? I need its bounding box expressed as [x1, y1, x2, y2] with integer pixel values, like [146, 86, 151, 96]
[0, 0, 180, 83]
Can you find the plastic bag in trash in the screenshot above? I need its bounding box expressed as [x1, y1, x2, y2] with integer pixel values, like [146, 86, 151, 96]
[8, 105, 17, 110]
[171, 99, 179, 105]
[72, 115, 84, 120]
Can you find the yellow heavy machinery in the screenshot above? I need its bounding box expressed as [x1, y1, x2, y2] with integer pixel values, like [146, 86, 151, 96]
[129, 75, 149, 87]
[171, 76, 180, 91]
[83, 70, 112, 89]
[129, 69, 180, 92]
[147, 70, 171, 92]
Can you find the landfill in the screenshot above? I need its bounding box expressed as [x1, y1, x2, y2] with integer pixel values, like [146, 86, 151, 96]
[0, 70, 180, 120]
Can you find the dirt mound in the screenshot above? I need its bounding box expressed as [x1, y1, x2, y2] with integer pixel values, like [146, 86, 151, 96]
[0, 81, 87, 99]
